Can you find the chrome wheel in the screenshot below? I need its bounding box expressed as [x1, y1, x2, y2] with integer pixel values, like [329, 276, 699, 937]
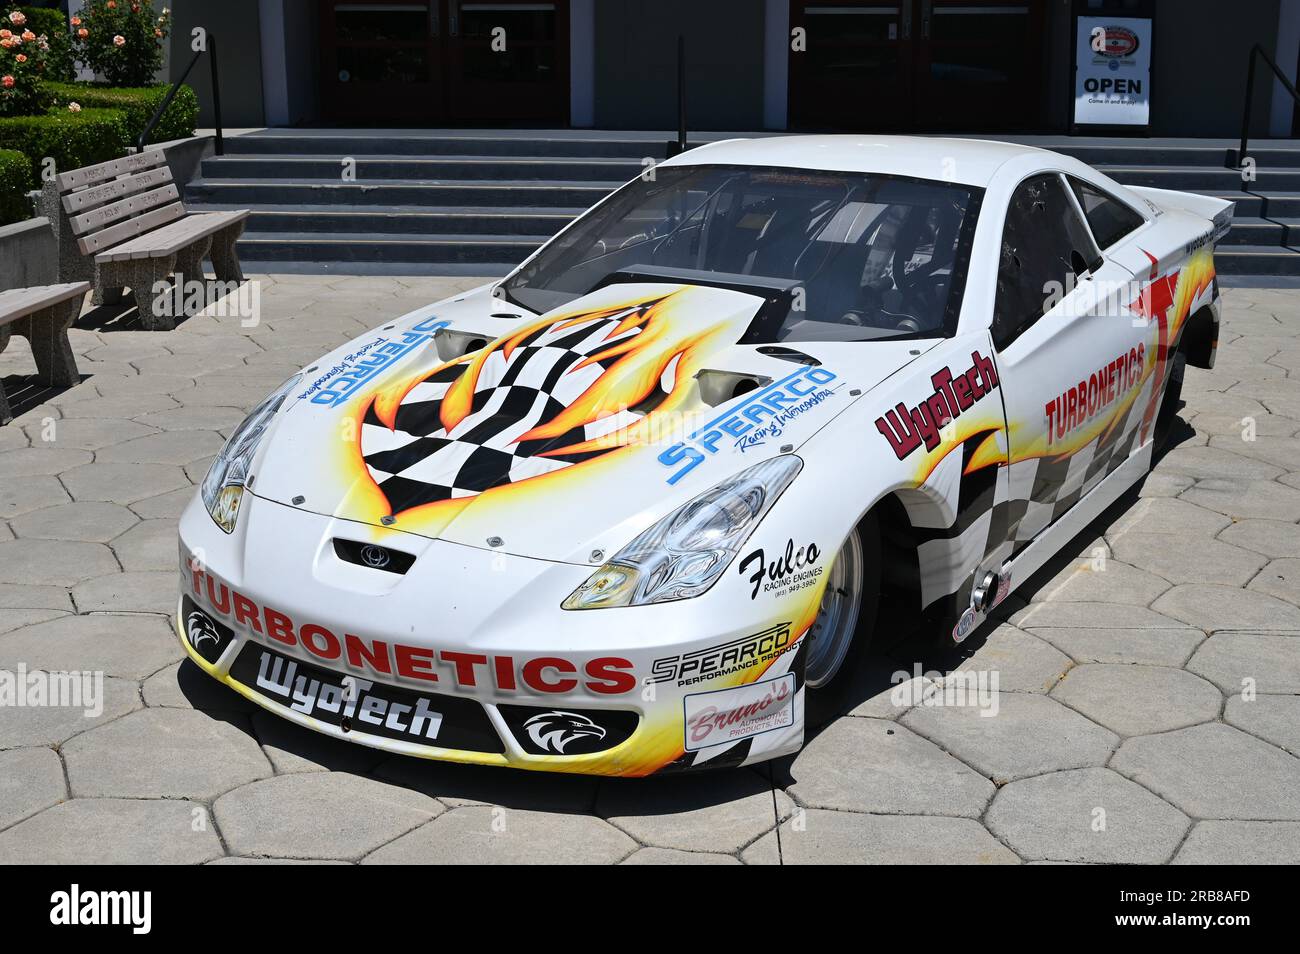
[804, 530, 864, 688]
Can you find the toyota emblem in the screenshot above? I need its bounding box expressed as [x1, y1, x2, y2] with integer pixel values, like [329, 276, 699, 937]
[360, 545, 391, 569]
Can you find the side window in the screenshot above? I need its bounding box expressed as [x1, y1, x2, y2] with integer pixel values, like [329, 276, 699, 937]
[993, 174, 1101, 350]
[1068, 176, 1146, 249]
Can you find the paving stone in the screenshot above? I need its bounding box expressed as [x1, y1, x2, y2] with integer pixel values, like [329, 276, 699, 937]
[1104, 496, 1232, 537]
[216, 773, 443, 860]
[1193, 413, 1297, 439]
[1181, 478, 1300, 521]
[901, 692, 1118, 784]
[9, 501, 138, 543]
[0, 613, 180, 680]
[109, 519, 179, 572]
[783, 717, 994, 816]
[1109, 533, 1267, 586]
[95, 429, 226, 466]
[0, 607, 66, 635]
[1009, 601, 1187, 630]
[1112, 722, 1300, 820]
[1209, 435, 1300, 471]
[91, 373, 195, 398]
[1224, 695, 1300, 757]
[1173, 821, 1300, 864]
[0, 446, 93, 477]
[1028, 626, 1205, 666]
[986, 767, 1189, 864]
[62, 461, 189, 504]
[373, 754, 598, 812]
[743, 810, 1019, 865]
[252, 710, 387, 775]
[58, 393, 181, 419]
[0, 425, 28, 451]
[130, 485, 199, 519]
[1217, 519, 1300, 558]
[0, 799, 223, 864]
[1157, 445, 1284, 480]
[142, 659, 256, 712]
[71, 570, 176, 614]
[1186, 632, 1300, 694]
[363, 805, 634, 864]
[0, 539, 119, 586]
[136, 406, 246, 432]
[0, 583, 74, 611]
[620, 847, 743, 864]
[22, 416, 158, 451]
[0, 747, 67, 829]
[1051, 664, 1222, 736]
[949, 624, 1072, 693]
[1248, 558, 1300, 604]
[1030, 558, 1170, 604]
[1138, 471, 1195, 497]
[1152, 584, 1300, 630]
[596, 770, 778, 853]
[0, 474, 71, 518]
[63, 708, 271, 800]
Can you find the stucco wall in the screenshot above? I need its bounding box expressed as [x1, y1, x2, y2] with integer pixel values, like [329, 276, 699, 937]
[167, 0, 266, 128]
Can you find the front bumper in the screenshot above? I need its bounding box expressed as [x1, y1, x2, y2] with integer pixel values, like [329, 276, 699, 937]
[176, 491, 811, 776]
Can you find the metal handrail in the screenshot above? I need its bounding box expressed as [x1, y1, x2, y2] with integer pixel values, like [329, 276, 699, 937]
[1239, 42, 1300, 170]
[136, 33, 223, 155]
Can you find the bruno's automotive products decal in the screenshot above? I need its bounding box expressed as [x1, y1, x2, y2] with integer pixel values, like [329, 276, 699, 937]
[737, 539, 823, 600]
[683, 674, 796, 751]
[874, 350, 999, 461]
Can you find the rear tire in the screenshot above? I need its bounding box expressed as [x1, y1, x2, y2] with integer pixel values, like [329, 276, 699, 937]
[1154, 345, 1187, 452]
[806, 512, 881, 722]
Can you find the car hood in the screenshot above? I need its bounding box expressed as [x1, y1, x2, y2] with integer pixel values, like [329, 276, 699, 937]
[251, 282, 932, 564]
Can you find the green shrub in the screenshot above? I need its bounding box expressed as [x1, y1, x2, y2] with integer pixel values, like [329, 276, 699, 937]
[46, 81, 197, 146]
[0, 107, 129, 182]
[0, 146, 34, 224]
[17, 6, 74, 82]
[70, 0, 171, 87]
[0, 5, 54, 117]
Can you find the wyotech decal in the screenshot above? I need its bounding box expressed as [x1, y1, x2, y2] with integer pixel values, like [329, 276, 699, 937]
[659, 366, 839, 484]
[874, 350, 999, 460]
[299, 317, 449, 408]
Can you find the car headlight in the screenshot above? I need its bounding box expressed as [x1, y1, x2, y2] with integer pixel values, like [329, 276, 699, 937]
[562, 455, 803, 610]
[200, 374, 301, 533]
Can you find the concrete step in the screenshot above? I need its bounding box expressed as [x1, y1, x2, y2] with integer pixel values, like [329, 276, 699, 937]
[1204, 191, 1300, 218]
[1215, 216, 1300, 246]
[201, 154, 646, 182]
[185, 177, 620, 208]
[1103, 165, 1300, 191]
[1211, 244, 1300, 275]
[194, 202, 580, 236]
[236, 231, 543, 264]
[223, 132, 683, 159]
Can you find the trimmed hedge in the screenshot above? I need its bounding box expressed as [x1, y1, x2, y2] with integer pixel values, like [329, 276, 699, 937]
[0, 108, 130, 184]
[0, 148, 35, 226]
[46, 82, 199, 148]
[17, 6, 77, 83]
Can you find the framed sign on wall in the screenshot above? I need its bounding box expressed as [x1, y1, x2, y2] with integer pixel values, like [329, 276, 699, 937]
[1073, 15, 1152, 129]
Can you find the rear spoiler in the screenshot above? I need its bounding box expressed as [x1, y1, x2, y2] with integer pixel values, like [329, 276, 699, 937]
[1127, 186, 1235, 243]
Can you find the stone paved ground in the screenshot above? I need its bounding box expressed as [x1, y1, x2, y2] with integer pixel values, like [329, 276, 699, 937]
[0, 277, 1298, 864]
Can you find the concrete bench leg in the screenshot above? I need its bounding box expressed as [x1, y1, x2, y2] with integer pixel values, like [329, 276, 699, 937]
[14, 299, 82, 388]
[174, 237, 211, 292]
[101, 255, 178, 331]
[0, 325, 11, 424]
[92, 283, 126, 306]
[210, 221, 246, 284]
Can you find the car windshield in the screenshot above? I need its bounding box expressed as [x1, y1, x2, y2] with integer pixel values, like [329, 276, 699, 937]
[501, 164, 982, 342]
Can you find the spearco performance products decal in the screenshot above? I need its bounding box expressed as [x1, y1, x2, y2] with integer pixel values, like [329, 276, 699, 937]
[874, 350, 999, 460]
[737, 539, 823, 600]
[683, 674, 796, 751]
[649, 622, 795, 687]
[659, 366, 838, 484]
[1044, 343, 1145, 448]
[300, 317, 449, 408]
[228, 642, 505, 752]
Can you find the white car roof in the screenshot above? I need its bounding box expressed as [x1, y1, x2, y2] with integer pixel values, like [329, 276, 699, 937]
[659, 135, 1053, 187]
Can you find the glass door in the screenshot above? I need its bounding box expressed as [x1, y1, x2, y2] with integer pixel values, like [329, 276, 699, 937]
[788, 2, 914, 130]
[319, 1, 445, 123]
[444, 1, 569, 123]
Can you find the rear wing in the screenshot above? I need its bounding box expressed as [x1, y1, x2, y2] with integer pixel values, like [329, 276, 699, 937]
[1127, 186, 1235, 243]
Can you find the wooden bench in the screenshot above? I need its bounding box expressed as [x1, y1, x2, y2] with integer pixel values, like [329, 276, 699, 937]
[39, 150, 249, 331]
[0, 282, 89, 424]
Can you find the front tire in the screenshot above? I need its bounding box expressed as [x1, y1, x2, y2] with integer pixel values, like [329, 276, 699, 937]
[805, 513, 881, 716]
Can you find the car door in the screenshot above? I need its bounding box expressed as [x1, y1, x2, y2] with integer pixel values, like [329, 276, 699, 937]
[988, 172, 1147, 555]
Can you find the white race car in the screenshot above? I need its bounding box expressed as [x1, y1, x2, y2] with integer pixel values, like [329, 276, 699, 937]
[178, 136, 1231, 776]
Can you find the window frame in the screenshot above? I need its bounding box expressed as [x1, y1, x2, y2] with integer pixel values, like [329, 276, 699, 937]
[1064, 173, 1150, 252]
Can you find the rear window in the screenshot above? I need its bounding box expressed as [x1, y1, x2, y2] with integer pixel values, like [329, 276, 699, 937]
[1068, 176, 1146, 249]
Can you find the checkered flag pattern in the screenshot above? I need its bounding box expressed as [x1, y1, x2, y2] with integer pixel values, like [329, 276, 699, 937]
[361, 311, 669, 514]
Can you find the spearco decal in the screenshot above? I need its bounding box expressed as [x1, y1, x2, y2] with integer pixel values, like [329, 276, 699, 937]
[649, 622, 795, 687]
[301, 317, 449, 407]
[658, 366, 839, 484]
[874, 350, 999, 460]
[738, 539, 823, 600]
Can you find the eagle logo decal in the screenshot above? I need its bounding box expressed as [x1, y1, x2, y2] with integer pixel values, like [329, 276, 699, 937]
[185, 610, 223, 660]
[522, 711, 608, 754]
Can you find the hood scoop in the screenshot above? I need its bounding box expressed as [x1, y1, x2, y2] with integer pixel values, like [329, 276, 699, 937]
[433, 328, 491, 361]
[695, 369, 772, 408]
